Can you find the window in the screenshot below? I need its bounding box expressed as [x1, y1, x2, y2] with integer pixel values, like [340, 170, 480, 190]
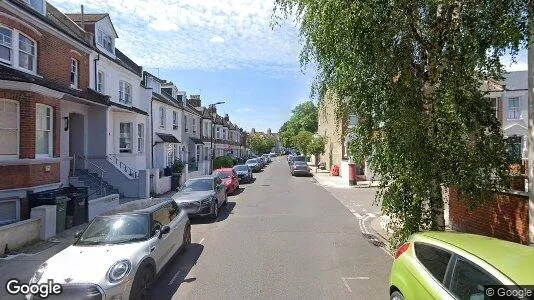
[508, 97, 520, 120]
[449, 257, 501, 300]
[119, 122, 132, 153]
[167, 144, 176, 167]
[507, 136, 522, 164]
[184, 115, 188, 132]
[159, 107, 166, 129]
[172, 111, 178, 130]
[36, 104, 53, 156]
[97, 71, 105, 93]
[204, 147, 209, 160]
[119, 81, 132, 104]
[0, 26, 12, 65]
[203, 122, 208, 137]
[0, 100, 18, 157]
[25, 0, 45, 14]
[489, 98, 498, 118]
[18, 33, 36, 72]
[192, 118, 196, 133]
[97, 30, 113, 53]
[414, 243, 452, 282]
[70, 58, 78, 88]
[216, 127, 220, 139]
[151, 204, 173, 234]
[137, 124, 144, 153]
[196, 145, 201, 162]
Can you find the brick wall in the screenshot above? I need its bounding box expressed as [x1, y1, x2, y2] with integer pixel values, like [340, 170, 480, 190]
[449, 188, 529, 244]
[0, 163, 60, 190]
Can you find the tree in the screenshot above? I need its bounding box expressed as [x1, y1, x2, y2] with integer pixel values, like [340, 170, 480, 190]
[292, 130, 313, 156]
[279, 101, 318, 148]
[275, 0, 528, 247]
[248, 134, 276, 155]
[307, 135, 326, 164]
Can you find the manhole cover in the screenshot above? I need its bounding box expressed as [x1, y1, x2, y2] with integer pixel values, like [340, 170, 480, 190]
[362, 233, 386, 248]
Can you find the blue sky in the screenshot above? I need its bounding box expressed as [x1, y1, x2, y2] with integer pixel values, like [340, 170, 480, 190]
[50, 0, 527, 133]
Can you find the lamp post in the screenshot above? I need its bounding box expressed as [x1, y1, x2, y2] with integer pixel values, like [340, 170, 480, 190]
[209, 102, 225, 173]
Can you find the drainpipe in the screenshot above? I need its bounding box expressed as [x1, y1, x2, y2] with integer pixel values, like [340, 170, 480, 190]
[93, 53, 99, 90]
[528, 5, 534, 246]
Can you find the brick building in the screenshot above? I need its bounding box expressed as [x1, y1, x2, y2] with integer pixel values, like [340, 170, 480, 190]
[0, 0, 110, 224]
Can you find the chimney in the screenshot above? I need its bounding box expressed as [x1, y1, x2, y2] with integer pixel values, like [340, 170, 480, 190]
[81, 5, 85, 29]
[251, 128, 256, 134]
[224, 114, 229, 122]
[187, 95, 201, 108]
[267, 128, 271, 135]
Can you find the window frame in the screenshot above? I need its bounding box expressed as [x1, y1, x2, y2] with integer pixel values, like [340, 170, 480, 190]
[172, 111, 178, 130]
[184, 115, 188, 132]
[119, 122, 133, 153]
[159, 107, 166, 129]
[507, 97, 521, 120]
[35, 103, 53, 157]
[119, 80, 132, 105]
[70, 58, 79, 88]
[97, 30, 113, 53]
[97, 70, 105, 93]
[18, 32, 36, 73]
[24, 0, 46, 14]
[192, 118, 196, 134]
[137, 123, 144, 153]
[0, 25, 13, 65]
[0, 99, 19, 158]
[489, 98, 498, 119]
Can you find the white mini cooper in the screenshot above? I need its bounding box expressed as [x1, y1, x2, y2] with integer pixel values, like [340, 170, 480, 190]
[27, 198, 191, 300]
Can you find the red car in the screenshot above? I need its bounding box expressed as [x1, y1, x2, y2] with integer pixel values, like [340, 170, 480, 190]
[213, 168, 240, 195]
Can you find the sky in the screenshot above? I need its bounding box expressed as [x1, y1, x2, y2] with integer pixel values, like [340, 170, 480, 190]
[49, 0, 528, 133]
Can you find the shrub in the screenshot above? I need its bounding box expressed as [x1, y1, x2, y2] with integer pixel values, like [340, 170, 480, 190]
[172, 160, 184, 173]
[213, 156, 234, 169]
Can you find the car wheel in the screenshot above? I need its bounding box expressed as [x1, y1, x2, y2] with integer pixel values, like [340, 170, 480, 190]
[130, 266, 154, 300]
[182, 222, 191, 250]
[390, 291, 404, 300]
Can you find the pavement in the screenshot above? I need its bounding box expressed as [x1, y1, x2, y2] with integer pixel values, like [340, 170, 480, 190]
[0, 157, 393, 299]
[309, 166, 381, 189]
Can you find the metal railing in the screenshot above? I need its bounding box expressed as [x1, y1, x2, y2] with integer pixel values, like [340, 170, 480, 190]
[107, 154, 139, 178]
[72, 153, 106, 197]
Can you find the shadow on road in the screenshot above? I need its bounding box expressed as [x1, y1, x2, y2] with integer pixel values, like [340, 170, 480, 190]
[150, 243, 204, 299]
[190, 202, 236, 224]
[230, 187, 245, 196]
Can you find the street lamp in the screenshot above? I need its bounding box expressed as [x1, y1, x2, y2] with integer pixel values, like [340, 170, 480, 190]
[209, 101, 225, 173]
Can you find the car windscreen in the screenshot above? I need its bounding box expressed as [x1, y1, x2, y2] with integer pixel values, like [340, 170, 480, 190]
[246, 159, 257, 164]
[75, 214, 149, 246]
[214, 171, 231, 179]
[182, 178, 214, 191]
[234, 165, 249, 171]
[293, 156, 306, 162]
[293, 161, 307, 166]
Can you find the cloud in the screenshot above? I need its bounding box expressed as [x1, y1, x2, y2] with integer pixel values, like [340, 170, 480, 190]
[236, 107, 252, 112]
[210, 35, 225, 44]
[49, 0, 302, 76]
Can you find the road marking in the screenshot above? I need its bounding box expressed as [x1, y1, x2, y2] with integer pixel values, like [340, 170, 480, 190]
[341, 277, 370, 292]
[199, 237, 205, 244]
[366, 213, 376, 218]
[353, 212, 363, 219]
[169, 269, 182, 285]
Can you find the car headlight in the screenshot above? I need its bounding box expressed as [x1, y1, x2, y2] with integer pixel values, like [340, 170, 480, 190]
[107, 260, 131, 283]
[31, 262, 47, 283]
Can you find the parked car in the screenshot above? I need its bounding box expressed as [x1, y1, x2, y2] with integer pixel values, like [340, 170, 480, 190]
[290, 161, 311, 176]
[287, 154, 294, 164]
[269, 152, 277, 158]
[27, 198, 190, 300]
[246, 158, 262, 172]
[213, 168, 240, 195]
[261, 154, 272, 164]
[389, 231, 534, 300]
[257, 156, 266, 168]
[173, 176, 227, 219]
[233, 164, 253, 183]
[289, 155, 306, 166]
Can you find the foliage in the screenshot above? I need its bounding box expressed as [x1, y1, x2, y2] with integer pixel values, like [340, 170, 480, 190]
[307, 135, 326, 157]
[213, 156, 234, 170]
[292, 130, 314, 156]
[171, 160, 184, 173]
[279, 101, 318, 148]
[248, 133, 277, 155]
[274, 0, 528, 248]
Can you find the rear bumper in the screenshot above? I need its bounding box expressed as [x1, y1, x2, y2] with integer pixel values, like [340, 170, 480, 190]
[292, 169, 311, 175]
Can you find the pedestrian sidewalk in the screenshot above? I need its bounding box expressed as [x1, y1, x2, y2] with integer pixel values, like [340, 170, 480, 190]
[310, 165, 380, 189]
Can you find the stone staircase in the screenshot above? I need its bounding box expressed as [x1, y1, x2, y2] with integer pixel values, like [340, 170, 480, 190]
[69, 169, 123, 200]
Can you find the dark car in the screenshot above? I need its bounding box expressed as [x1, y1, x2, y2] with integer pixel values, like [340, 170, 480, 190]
[246, 158, 262, 172]
[290, 161, 311, 176]
[172, 176, 227, 219]
[289, 155, 307, 166]
[233, 164, 253, 183]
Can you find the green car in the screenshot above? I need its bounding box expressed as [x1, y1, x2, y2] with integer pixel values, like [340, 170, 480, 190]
[389, 231, 534, 300]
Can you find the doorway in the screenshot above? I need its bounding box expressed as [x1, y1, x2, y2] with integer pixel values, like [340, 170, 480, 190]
[69, 113, 85, 170]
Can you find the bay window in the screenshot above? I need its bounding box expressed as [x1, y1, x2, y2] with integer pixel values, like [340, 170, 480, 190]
[36, 104, 53, 157]
[0, 26, 12, 65]
[0, 99, 19, 157]
[97, 30, 113, 53]
[119, 122, 132, 153]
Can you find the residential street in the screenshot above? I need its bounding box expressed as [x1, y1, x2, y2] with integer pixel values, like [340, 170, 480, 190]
[150, 156, 392, 299]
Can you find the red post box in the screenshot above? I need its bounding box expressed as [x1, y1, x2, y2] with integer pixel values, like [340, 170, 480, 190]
[348, 163, 357, 186]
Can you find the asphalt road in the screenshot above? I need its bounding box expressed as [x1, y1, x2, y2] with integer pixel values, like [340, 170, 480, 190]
[151, 157, 393, 299]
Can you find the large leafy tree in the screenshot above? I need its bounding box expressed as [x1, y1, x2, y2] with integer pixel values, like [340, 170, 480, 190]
[275, 0, 528, 247]
[292, 130, 314, 155]
[248, 134, 277, 155]
[279, 101, 318, 148]
[308, 135, 326, 163]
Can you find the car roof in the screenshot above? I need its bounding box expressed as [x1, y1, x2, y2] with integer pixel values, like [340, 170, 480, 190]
[214, 168, 233, 172]
[234, 164, 248, 167]
[418, 232, 534, 286]
[101, 198, 171, 216]
[187, 175, 216, 180]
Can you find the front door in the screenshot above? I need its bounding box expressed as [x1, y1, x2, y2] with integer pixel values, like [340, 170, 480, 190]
[69, 113, 85, 170]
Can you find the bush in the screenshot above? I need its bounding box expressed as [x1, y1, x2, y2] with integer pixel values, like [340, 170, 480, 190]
[171, 160, 184, 173]
[213, 156, 234, 169]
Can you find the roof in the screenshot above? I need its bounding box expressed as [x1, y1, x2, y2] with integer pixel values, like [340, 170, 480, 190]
[420, 232, 534, 286]
[111, 102, 148, 116]
[504, 71, 528, 91]
[64, 13, 108, 23]
[101, 198, 171, 216]
[115, 49, 143, 77]
[156, 133, 180, 143]
[152, 92, 182, 109]
[189, 137, 204, 144]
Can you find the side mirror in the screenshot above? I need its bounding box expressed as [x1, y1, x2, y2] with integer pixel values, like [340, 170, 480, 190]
[74, 230, 83, 239]
[159, 226, 170, 238]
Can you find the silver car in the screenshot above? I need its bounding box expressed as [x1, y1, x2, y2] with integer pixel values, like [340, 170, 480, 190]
[173, 176, 227, 219]
[27, 198, 190, 300]
[290, 161, 312, 176]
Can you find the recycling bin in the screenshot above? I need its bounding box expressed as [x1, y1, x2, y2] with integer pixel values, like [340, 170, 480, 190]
[55, 196, 69, 233]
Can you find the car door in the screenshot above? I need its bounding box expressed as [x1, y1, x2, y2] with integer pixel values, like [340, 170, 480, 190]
[412, 242, 455, 299]
[169, 201, 187, 251]
[446, 255, 503, 300]
[232, 170, 239, 188]
[215, 177, 224, 205]
[150, 204, 175, 271]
